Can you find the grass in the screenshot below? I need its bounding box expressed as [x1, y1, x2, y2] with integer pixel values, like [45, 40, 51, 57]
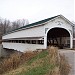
[0, 51, 37, 74]
[0, 46, 71, 75]
[14, 46, 59, 75]
[27, 50, 48, 65]
[16, 50, 55, 75]
[59, 54, 71, 75]
[17, 64, 55, 75]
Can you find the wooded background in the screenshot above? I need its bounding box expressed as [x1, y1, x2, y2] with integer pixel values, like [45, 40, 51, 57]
[0, 17, 29, 43]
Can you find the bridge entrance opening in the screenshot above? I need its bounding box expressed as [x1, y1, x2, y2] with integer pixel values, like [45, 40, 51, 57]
[47, 28, 70, 48]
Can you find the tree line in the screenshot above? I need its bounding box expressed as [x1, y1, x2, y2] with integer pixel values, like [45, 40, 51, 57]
[0, 17, 29, 40]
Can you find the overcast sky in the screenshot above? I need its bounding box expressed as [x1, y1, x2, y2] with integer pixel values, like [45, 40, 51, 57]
[0, 0, 74, 23]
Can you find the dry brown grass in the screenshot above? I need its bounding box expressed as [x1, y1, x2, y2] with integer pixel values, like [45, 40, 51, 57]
[0, 46, 71, 75]
[59, 54, 71, 75]
[0, 51, 37, 74]
[2, 55, 44, 75]
[48, 46, 59, 65]
[47, 46, 71, 75]
[46, 67, 60, 75]
[46, 46, 60, 75]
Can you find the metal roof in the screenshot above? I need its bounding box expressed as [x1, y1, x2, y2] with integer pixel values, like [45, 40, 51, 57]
[3, 14, 74, 35]
[16, 15, 58, 30]
[4, 15, 58, 35]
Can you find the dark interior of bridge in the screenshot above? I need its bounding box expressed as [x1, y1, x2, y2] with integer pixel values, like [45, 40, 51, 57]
[47, 28, 70, 48]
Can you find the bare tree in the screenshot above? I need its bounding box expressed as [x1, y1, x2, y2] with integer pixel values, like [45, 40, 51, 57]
[12, 21, 20, 30]
[11, 19, 29, 30]
[2, 19, 11, 34]
[18, 19, 29, 26]
[0, 17, 29, 40]
[0, 18, 11, 37]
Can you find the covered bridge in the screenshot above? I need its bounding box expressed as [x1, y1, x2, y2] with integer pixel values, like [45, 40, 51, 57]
[2, 15, 75, 52]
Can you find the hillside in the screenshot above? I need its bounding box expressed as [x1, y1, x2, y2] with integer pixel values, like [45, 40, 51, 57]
[0, 47, 71, 75]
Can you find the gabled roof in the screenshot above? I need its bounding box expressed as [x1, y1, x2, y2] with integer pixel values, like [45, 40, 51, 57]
[3, 15, 74, 35]
[12, 15, 58, 31]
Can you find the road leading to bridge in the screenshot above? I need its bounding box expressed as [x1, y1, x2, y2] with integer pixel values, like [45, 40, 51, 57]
[59, 49, 75, 75]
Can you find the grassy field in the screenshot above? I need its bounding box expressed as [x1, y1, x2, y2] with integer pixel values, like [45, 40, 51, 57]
[0, 46, 71, 75]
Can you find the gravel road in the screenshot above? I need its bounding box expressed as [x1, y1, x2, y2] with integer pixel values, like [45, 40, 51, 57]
[59, 49, 75, 75]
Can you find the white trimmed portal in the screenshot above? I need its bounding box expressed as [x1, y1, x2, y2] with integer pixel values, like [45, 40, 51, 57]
[44, 27, 73, 49]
